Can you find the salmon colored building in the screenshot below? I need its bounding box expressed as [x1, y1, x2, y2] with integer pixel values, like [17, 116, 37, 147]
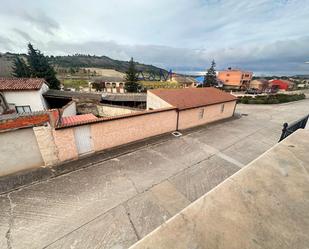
[218, 69, 253, 90]
[147, 87, 237, 130]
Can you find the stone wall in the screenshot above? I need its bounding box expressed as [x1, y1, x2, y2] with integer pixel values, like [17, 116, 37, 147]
[33, 126, 59, 166]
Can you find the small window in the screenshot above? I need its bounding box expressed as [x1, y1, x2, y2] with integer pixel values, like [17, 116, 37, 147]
[15, 105, 31, 113]
[226, 74, 230, 76]
[198, 109, 204, 119]
[221, 104, 225, 113]
[225, 79, 229, 82]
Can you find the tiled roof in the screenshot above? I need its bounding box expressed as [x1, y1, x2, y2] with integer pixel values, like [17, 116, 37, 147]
[61, 114, 98, 126]
[0, 78, 46, 91]
[102, 93, 146, 102]
[43, 89, 102, 101]
[149, 87, 237, 110]
[0, 112, 50, 131]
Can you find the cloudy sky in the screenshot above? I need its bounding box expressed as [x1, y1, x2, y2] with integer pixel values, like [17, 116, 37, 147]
[1, 0, 309, 75]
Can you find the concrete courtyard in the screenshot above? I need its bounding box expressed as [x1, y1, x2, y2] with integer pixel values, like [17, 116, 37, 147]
[0, 99, 308, 249]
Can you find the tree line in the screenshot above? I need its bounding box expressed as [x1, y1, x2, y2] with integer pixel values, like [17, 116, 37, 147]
[12, 43, 60, 89]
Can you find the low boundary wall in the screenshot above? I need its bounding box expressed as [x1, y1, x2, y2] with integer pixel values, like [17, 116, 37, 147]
[0, 102, 237, 177]
[52, 107, 178, 161]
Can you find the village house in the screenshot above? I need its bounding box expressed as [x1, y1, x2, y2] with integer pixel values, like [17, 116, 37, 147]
[91, 76, 125, 93]
[170, 74, 198, 88]
[269, 79, 295, 91]
[218, 68, 253, 90]
[248, 79, 269, 91]
[147, 87, 237, 130]
[0, 78, 49, 114]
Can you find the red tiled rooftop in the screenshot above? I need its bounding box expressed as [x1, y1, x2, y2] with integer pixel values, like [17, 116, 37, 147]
[0, 78, 46, 91]
[149, 87, 237, 110]
[61, 114, 98, 126]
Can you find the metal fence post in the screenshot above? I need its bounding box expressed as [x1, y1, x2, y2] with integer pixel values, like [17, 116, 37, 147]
[279, 122, 288, 142]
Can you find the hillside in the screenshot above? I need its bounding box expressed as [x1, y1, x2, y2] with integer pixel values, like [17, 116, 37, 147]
[0, 53, 166, 77]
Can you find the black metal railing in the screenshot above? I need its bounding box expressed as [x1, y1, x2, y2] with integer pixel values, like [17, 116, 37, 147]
[279, 114, 309, 142]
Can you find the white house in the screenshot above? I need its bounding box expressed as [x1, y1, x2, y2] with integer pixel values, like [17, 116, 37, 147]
[0, 78, 49, 114]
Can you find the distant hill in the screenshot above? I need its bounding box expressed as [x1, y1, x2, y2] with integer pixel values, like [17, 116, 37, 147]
[0, 53, 166, 77]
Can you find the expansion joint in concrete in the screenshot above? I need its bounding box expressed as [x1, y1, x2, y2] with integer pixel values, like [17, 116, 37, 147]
[5, 192, 15, 249]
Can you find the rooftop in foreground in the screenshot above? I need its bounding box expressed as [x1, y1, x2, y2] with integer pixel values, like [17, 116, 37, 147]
[0, 78, 46, 91]
[130, 129, 309, 249]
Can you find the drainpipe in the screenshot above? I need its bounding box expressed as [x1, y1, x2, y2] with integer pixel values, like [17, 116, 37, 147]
[176, 109, 180, 131]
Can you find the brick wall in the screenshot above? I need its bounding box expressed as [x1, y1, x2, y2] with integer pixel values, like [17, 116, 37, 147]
[0, 113, 49, 131]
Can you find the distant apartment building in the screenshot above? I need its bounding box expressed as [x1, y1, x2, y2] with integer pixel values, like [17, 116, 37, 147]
[218, 69, 253, 90]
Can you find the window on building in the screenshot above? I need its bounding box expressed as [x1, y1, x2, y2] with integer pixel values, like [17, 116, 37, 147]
[225, 79, 229, 82]
[221, 104, 225, 113]
[198, 109, 204, 119]
[16, 105, 31, 113]
[226, 74, 230, 76]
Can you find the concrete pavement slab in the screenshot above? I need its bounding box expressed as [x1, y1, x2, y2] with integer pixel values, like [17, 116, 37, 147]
[222, 134, 273, 165]
[4, 161, 137, 249]
[118, 148, 187, 193]
[150, 181, 190, 216]
[45, 205, 138, 249]
[124, 191, 171, 239]
[150, 136, 212, 167]
[0, 196, 10, 249]
[169, 155, 240, 202]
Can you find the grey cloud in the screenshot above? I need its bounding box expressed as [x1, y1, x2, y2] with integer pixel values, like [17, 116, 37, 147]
[12, 28, 33, 42]
[0, 36, 14, 51]
[44, 36, 309, 73]
[18, 11, 60, 35]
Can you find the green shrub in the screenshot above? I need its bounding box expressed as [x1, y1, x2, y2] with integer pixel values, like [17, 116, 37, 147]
[240, 93, 305, 104]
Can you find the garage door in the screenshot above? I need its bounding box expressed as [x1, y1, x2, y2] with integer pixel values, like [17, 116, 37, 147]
[74, 125, 93, 155]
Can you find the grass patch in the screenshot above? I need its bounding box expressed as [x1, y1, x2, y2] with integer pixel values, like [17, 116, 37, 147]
[62, 79, 89, 89]
[140, 81, 181, 89]
[238, 93, 306, 104]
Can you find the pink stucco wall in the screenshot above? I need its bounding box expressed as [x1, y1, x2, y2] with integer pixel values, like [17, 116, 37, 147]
[91, 109, 177, 151]
[52, 128, 78, 162]
[51, 102, 236, 163]
[178, 101, 236, 130]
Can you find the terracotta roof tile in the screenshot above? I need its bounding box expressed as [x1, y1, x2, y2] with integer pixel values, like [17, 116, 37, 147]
[149, 87, 236, 110]
[61, 114, 98, 126]
[0, 78, 46, 91]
